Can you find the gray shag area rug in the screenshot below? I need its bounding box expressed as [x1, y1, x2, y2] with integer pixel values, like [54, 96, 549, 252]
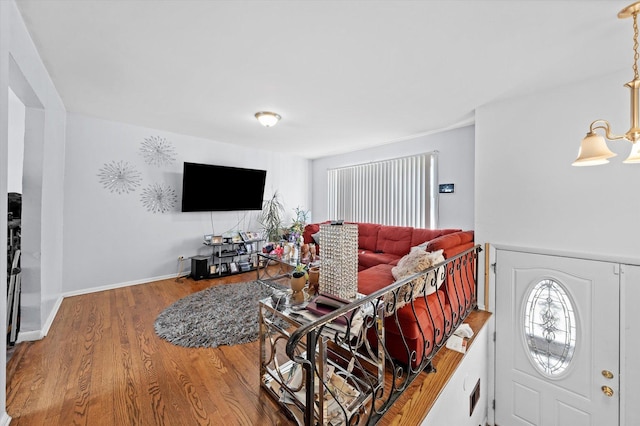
[154, 280, 288, 348]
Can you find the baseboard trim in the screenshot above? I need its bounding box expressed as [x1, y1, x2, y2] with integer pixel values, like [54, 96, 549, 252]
[42, 295, 64, 337]
[16, 329, 43, 343]
[61, 273, 191, 298]
[15, 295, 63, 343]
[0, 412, 11, 426]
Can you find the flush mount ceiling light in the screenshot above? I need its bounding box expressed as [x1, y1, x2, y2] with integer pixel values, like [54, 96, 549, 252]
[254, 111, 281, 127]
[573, 1, 640, 166]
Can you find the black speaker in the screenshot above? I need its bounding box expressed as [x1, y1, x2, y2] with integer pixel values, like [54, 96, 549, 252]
[191, 256, 209, 280]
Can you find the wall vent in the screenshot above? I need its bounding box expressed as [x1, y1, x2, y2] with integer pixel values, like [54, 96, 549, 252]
[469, 378, 481, 416]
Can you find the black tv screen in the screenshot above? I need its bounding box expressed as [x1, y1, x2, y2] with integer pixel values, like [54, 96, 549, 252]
[181, 162, 267, 212]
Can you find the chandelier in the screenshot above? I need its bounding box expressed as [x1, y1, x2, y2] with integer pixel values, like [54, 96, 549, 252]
[573, 1, 640, 166]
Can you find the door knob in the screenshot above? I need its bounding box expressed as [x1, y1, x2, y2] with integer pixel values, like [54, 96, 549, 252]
[601, 370, 614, 379]
[601, 385, 614, 397]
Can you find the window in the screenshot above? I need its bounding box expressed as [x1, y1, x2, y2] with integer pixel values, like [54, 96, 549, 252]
[524, 279, 577, 376]
[327, 152, 438, 228]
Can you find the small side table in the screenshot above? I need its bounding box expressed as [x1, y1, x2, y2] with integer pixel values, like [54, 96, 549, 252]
[258, 295, 384, 425]
[256, 252, 298, 284]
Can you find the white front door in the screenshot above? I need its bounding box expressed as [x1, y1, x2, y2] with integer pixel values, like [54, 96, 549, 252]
[495, 250, 619, 426]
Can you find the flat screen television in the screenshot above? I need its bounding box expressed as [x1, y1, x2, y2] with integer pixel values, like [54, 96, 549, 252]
[181, 162, 267, 212]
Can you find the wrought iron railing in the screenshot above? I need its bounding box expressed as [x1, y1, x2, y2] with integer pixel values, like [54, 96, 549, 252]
[260, 244, 481, 425]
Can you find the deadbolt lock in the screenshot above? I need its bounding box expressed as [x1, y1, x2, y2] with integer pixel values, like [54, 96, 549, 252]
[601, 385, 614, 397]
[601, 370, 614, 379]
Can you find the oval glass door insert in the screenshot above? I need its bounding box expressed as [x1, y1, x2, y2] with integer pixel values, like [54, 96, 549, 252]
[523, 278, 577, 376]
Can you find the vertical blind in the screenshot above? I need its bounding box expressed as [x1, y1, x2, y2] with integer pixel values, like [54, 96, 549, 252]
[327, 152, 438, 228]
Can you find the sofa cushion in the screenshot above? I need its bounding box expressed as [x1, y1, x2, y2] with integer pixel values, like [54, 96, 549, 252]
[457, 230, 474, 245]
[358, 250, 402, 270]
[357, 263, 395, 295]
[384, 292, 446, 339]
[425, 232, 461, 252]
[375, 226, 413, 256]
[441, 239, 477, 320]
[443, 240, 475, 258]
[368, 291, 450, 367]
[357, 223, 381, 251]
[303, 223, 321, 245]
[410, 228, 460, 247]
[426, 230, 474, 258]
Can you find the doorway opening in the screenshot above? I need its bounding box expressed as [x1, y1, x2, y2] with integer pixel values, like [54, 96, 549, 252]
[7, 87, 24, 358]
[6, 54, 46, 359]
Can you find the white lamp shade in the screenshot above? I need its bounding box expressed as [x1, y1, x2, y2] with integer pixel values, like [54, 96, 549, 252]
[623, 141, 640, 163]
[255, 111, 281, 127]
[572, 133, 617, 166]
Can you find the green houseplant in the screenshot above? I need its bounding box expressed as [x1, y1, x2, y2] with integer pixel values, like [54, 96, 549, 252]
[290, 263, 308, 303]
[260, 191, 285, 243]
[292, 263, 308, 280]
[287, 206, 310, 244]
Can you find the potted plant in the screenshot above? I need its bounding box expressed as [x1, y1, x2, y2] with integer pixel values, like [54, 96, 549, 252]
[290, 263, 308, 303]
[260, 191, 284, 243]
[286, 206, 310, 245]
[292, 206, 309, 233]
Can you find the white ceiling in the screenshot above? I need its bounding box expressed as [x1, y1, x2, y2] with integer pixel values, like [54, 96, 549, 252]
[15, 0, 633, 159]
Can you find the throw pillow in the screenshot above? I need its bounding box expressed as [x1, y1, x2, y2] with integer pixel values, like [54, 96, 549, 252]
[311, 232, 320, 244]
[385, 249, 445, 315]
[412, 241, 429, 251]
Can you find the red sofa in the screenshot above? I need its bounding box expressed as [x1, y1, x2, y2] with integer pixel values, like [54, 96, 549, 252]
[303, 222, 476, 367]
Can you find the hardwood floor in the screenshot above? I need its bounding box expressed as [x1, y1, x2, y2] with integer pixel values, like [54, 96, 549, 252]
[6, 270, 490, 425]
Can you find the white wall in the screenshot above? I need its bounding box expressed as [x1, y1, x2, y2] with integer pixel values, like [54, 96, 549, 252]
[310, 125, 475, 230]
[62, 113, 310, 294]
[476, 70, 640, 264]
[475, 70, 640, 425]
[7, 87, 24, 193]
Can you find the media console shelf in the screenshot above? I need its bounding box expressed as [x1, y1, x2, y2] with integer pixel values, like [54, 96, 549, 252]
[198, 236, 264, 279]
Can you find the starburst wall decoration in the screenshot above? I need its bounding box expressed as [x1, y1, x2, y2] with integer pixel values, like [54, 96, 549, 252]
[97, 160, 142, 194]
[139, 136, 177, 167]
[140, 182, 177, 213]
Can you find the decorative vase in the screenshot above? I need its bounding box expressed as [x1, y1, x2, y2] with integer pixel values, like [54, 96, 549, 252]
[293, 243, 300, 262]
[300, 244, 309, 263]
[308, 266, 320, 295]
[290, 271, 307, 303]
[283, 243, 291, 259]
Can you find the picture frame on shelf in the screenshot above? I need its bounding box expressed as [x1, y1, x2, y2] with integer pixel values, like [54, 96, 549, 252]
[229, 262, 239, 273]
[209, 264, 218, 275]
[204, 234, 213, 244]
[212, 235, 223, 244]
[239, 231, 249, 241]
[220, 263, 228, 274]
